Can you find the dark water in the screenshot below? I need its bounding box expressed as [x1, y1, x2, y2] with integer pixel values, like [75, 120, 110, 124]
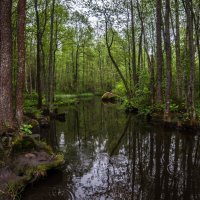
[22, 98, 200, 200]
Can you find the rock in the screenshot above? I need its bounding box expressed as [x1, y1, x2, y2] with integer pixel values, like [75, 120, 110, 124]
[30, 134, 40, 141]
[42, 107, 58, 116]
[25, 153, 36, 159]
[39, 117, 50, 128]
[101, 92, 119, 102]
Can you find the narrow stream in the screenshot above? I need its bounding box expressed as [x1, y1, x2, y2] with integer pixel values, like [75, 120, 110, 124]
[22, 98, 200, 200]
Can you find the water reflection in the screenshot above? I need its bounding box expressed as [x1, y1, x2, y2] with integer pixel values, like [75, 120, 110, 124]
[23, 98, 200, 200]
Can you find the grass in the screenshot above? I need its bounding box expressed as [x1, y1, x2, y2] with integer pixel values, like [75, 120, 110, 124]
[55, 92, 94, 99]
[54, 93, 95, 106]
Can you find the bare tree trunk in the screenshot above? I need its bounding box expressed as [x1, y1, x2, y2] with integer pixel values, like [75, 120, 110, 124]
[130, 0, 138, 94]
[164, 0, 172, 118]
[34, 0, 42, 108]
[185, 0, 196, 120]
[97, 45, 103, 90]
[126, 3, 133, 96]
[48, 0, 55, 109]
[73, 44, 79, 92]
[192, 3, 200, 97]
[34, 0, 48, 108]
[52, 15, 58, 102]
[16, 0, 26, 125]
[0, 0, 14, 128]
[175, 0, 182, 99]
[156, 0, 163, 103]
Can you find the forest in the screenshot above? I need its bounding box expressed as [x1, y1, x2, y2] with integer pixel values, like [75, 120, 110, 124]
[0, 0, 200, 199]
[0, 0, 200, 127]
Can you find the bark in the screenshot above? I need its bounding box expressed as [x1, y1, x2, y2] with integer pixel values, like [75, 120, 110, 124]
[156, 0, 163, 103]
[164, 0, 172, 117]
[34, 0, 42, 108]
[48, 0, 55, 108]
[185, 0, 196, 120]
[97, 45, 103, 90]
[73, 44, 79, 91]
[126, 3, 133, 96]
[16, 0, 26, 125]
[130, 0, 138, 93]
[149, 55, 155, 104]
[52, 16, 58, 102]
[192, 4, 200, 97]
[0, 0, 14, 128]
[34, 0, 48, 108]
[175, 0, 182, 99]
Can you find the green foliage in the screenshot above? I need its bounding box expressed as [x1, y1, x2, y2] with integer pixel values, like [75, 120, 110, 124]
[113, 82, 126, 96]
[20, 124, 32, 135]
[11, 136, 35, 154]
[169, 103, 179, 113]
[24, 93, 42, 118]
[151, 103, 165, 113]
[195, 103, 200, 121]
[138, 106, 152, 116]
[55, 93, 95, 106]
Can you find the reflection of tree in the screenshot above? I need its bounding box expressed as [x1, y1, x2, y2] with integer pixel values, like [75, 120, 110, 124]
[41, 120, 58, 150]
[110, 115, 131, 156]
[52, 99, 200, 200]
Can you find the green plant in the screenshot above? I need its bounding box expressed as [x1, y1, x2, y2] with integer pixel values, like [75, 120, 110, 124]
[170, 103, 179, 113]
[20, 124, 32, 135]
[139, 106, 152, 116]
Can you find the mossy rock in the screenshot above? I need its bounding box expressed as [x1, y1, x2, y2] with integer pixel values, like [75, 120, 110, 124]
[10, 136, 52, 156]
[101, 92, 119, 103]
[23, 116, 39, 128]
[0, 133, 64, 200]
[1, 153, 64, 200]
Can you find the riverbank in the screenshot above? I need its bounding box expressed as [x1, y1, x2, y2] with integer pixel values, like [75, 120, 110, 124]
[20, 96, 200, 200]
[0, 133, 64, 200]
[120, 97, 200, 134]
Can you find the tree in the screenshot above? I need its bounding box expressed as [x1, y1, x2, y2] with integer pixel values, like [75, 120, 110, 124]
[34, 0, 48, 109]
[0, 0, 14, 128]
[185, 0, 196, 120]
[16, 0, 26, 125]
[130, 0, 138, 93]
[164, 0, 172, 117]
[174, 0, 182, 98]
[155, 0, 163, 103]
[48, 0, 56, 109]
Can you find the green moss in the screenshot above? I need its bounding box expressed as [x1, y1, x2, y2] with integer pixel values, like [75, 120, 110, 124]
[2, 136, 64, 200]
[4, 153, 64, 200]
[10, 136, 53, 155]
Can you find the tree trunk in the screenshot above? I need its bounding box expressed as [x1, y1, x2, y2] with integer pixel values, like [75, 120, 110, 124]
[164, 0, 172, 117]
[105, 21, 130, 96]
[73, 44, 79, 92]
[34, 0, 42, 108]
[130, 0, 138, 94]
[156, 0, 163, 103]
[185, 0, 196, 120]
[174, 0, 182, 99]
[0, 0, 14, 128]
[48, 0, 55, 108]
[16, 0, 26, 125]
[192, 3, 200, 97]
